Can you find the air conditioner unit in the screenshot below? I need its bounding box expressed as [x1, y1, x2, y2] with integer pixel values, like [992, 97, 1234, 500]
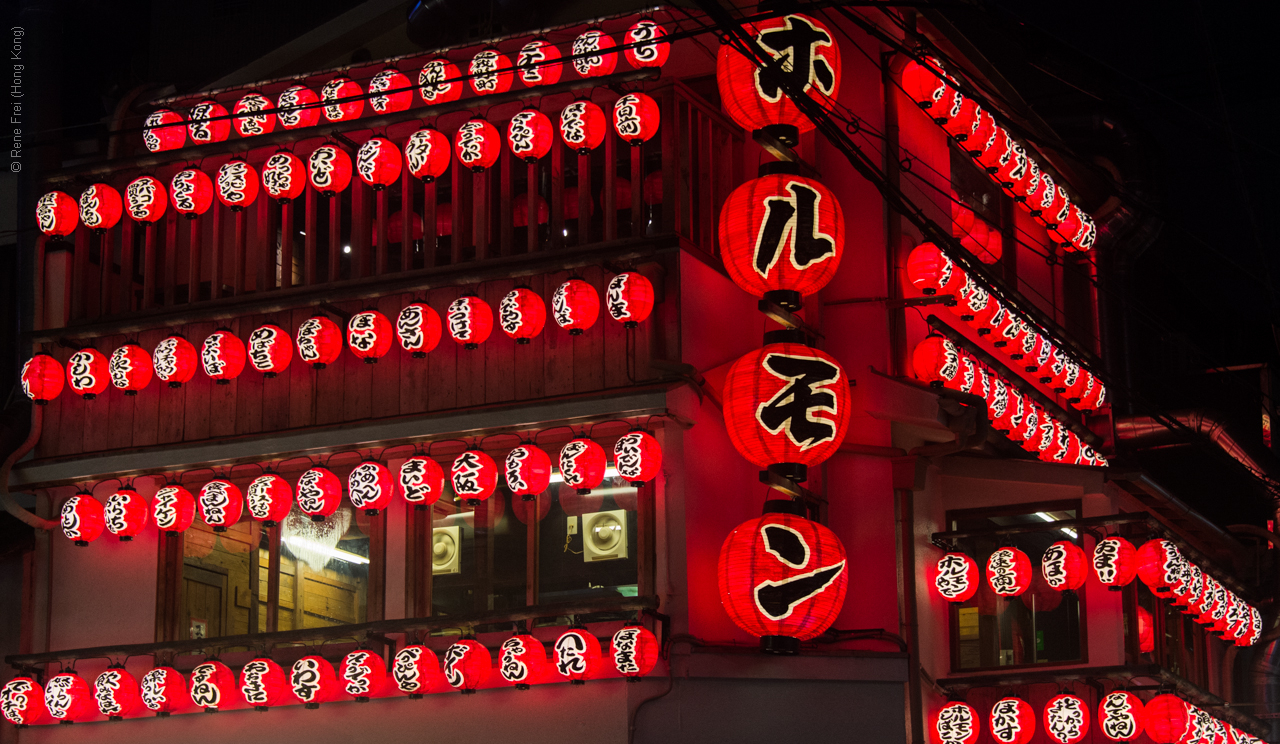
[432, 525, 461, 575]
[582, 509, 628, 562]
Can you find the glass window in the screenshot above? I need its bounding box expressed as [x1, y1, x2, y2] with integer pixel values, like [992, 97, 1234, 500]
[181, 515, 260, 640]
[539, 474, 640, 603]
[278, 504, 370, 629]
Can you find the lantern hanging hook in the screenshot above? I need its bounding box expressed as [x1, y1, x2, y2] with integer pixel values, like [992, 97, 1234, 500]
[532, 424, 575, 444]
[588, 419, 633, 437]
[275, 455, 316, 472]
[95, 476, 124, 492]
[478, 432, 520, 449]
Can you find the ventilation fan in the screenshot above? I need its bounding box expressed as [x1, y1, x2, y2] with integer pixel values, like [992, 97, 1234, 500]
[432, 525, 461, 575]
[582, 509, 628, 562]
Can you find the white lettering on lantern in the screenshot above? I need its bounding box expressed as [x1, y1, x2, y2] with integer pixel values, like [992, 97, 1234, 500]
[397, 305, 426, 350]
[752, 15, 836, 102]
[448, 298, 475, 341]
[240, 660, 270, 705]
[607, 274, 634, 320]
[296, 470, 329, 514]
[189, 664, 221, 708]
[507, 111, 539, 157]
[554, 632, 589, 677]
[754, 351, 842, 451]
[442, 644, 469, 688]
[309, 146, 340, 190]
[348, 312, 381, 353]
[218, 161, 250, 205]
[614, 432, 645, 482]
[2, 679, 35, 722]
[104, 492, 131, 534]
[404, 130, 436, 176]
[108, 347, 134, 389]
[263, 153, 295, 198]
[571, 32, 606, 75]
[505, 447, 531, 494]
[200, 481, 231, 525]
[61, 497, 84, 539]
[1093, 538, 1122, 585]
[94, 670, 123, 715]
[470, 52, 502, 93]
[559, 441, 589, 488]
[455, 121, 487, 167]
[611, 628, 641, 675]
[987, 548, 1022, 596]
[1100, 693, 1138, 741]
[290, 658, 322, 702]
[79, 188, 104, 228]
[140, 669, 168, 710]
[560, 102, 589, 147]
[348, 462, 384, 509]
[1042, 543, 1069, 589]
[552, 282, 576, 327]
[933, 554, 972, 600]
[277, 88, 304, 128]
[393, 647, 424, 692]
[517, 42, 549, 83]
[368, 70, 399, 113]
[500, 637, 530, 683]
[126, 178, 157, 220]
[451, 452, 487, 496]
[188, 103, 217, 142]
[236, 95, 270, 136]
[68, 350, 98, 392]
[1045, 697, 1085, 744]
[44, 676, 76, 719]
[142, 112, 166, 151]
[399, 458, 434, 503]
[154, 337, 179, 380]
[499, 291, 524, 335]
[248, 325, 280, 372]
[201, 333, 226, 377]
[246, 476, 277, 520]
[36, 193, 60, 233]
[418, 61, 455, 102]
[153, 487, 181, 530]
[614, 94, 643, 139]
[935, 703, 975, 744]
[356, 139, 382, 184]
[989, 699, 1024, 744]
[627, 22, 662, 64]
[343, 652, 374, 696]
[297, 318, 324, 362]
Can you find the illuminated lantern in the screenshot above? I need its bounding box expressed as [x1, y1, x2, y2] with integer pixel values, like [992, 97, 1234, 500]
[246, 473, 292, 526]
[499, 634, 550, 689]
[939, 93, 981, 139]
[289, 656, 338, 708]
[1098, 690, 1145, 741]
[356, 136, 402, 189]
[339, 650, 386, 702]
[443, 639, 491, 693]
[399, 456, 445, 508]
[554, 628, 602, 683]
[143, 109, 186, 152]
[295, 314, 343, 369]
[571, 29, 617, 78]
[613, 93, 660, 145]
[507, 109, 554, 162]
[277, 85, 320, 130]
[104, 486, 149, 540]
[189, 661, 235, 712]
[989, 697, 1035, 744]
[1138, 539, 1181, 597]
[202, 328, 247, 383]
[392, 645, 445, 697]
[610, 625, 659, 680]
[151, 483, 196, 534]
[404, 127, 451, 182]
[237, 659, 288, 710]
[36, 191, 79, 237]
[559, 438, 607, 494]
[170, 168, 214, 218]
[605, 272, 655, 328]
[454, 118, 502, 172]
[43, 672, 95, 723]
[986, 547, 1031, 597]
[985, 378, 1017, 432]
[296, 467, 343, 521]
[930, 702, 980, 744]
[902, 57, 951, 113]
[141, 667, 190, 716]
[199, 480, 243, 532]
[125, 175, 167, 222]
[397, 302, 443, 357]
[933, 552, 978, 602]
[614, 430, 662, 486]
[308, 144, 353, 196]
[719, 173, 844, 309]
[187, 99, 230, 144]
[216, 159, 259, 210]
[1093, 536, 1138, 590]
[79, 183, 122, 231]
[1043, 695, 1090, 744]
[149, 334, 197, 385]
[1041, 540, 1087, 592]
[552, 278, 600, 335]
[247, 323, 292, 377]
[1143, 695, 1190, 744]
[348, 309, 394, 363]
[451, 448, 499, 505]
[262, 150, 306, 202]
[516, 39, 562, 86]
[470, 49, 514, 95]
[348, 461, 394, 515]
[1137, 605, 1155, 652]
[67, 347, 109, 400]
[1, 676, 47, 725]
[513, 193, 549, 228]
[320, 77, 363, 122]
[366, 68, 412, 114]
[625, 19, 669, 68]
[21, 353, 64, 404]
[418, 59, 464, 104]
[559, 100, 607, 154]
[505, 445, 553, 499]
[498, 286, 546, 343]
[447, 294, 494, 349]
[232, 92, 275, 137]
[722, 341, 851, 482]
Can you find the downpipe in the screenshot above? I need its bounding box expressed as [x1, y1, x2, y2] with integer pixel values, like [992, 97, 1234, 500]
[1, 404, 56, 531]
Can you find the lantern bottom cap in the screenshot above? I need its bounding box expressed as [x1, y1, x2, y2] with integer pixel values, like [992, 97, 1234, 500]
[414, 504, 431, 511]
[74, 540, 89, 547]
[264, 372, 277, 378]
[412, 351, 428, 358]
[205, 707, 218, 713]
[465, 343, 479, 350]
[760, 635, 801, 655]
[627, 676, 643, 683]
[569, 329, 584, 336]
[254, 706, 269, 712]
[629, 480, 646, 487]
[213, 526, 227, 533]
[59, 720, 74, 725]
[216, 380, 230, 385]
[119, 535, 133, 542]
[355, 697, 370, 703]
[305, 703, 320, 709]
[460, 689, 477, 695]
[82, 393, 96, 400]
[576, 488, 592, 495]
[168, 381, 183, 388]
[264, 520, 277, 528]
[515, 683, 531, 691]
[363, 358, 378, 364]
[466, 498, 481, 506]
[624, 321, 638, 329]
[517, 338, 531, 345]
[110, 715, 123, 721]
[312, 363, 327, 369]
[310, 515, 327, 523]
[156, 712, 170, 718]
[765, 462, 808, 484]
[521, 494, 536, 502]
[365, 509, 380, 516]
[571, 679, 586, 686]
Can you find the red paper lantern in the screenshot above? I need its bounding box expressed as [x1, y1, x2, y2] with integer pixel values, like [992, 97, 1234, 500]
[125, 175, 167, 222]
[1041, 540, 1087, 592]
[552, 278, 600, 335]
[67, 347, 109, 400]
[930, 702, 980, 744]
[79, 183, 122, 230]
[104, 486, 149, 540]
[989, 697, 1036, 744]
[717, 505, 848, 649]
[347, 309, 394, 363]
[202, 328, 246, 383]
[277, 85, 319, 130]
[366, 68, 413, 114]
[21, 353, 63, 404]
[505, 445, 553, 499]
[610, 625, 659, 679]
[451, 449, 499, 505]
[320, 77, 363, 122]
[499, 634, 550, 688]
[625, 19, 669, 68]
[559, 438, 607, 494]
[247, 323, 292, 377]
[613, 93, 660, 145]
[554, 628, 602, 683]
[340, 650, 386, 702]
[396, 302, 443, 357]
[722, 341, 851, 480]
[246, 474, 292, 526]
[1137, 605, 1155, 652]
[404, 127, 451, 182]
[447, 294, 494, 349]
[289, 656, 339, 708]
[356, 136, 402, 189]
[571, 30, 617, 78]
[516, 39, 563, 86]
[1043, 694, 1090, 744]
[1093, 536, 1138, 590]
[187, 99, 230, 144]
[1098, 691, 1145, 741]
[1137, 539, 1181, 596]
[170, 168, 214, 218]
[43, 673, 95, 722]
[152, 484, 196, 534]
[932, 552, 978, 602]
[986, 547, 1031, 597]
[1, 676, 47, 725]
[1144, 695, 1190, 744]
[295, 314, 343, 369]
[348, 461, 394, 515]
[238, 658, 289, 710]
[614, 430, 662, 486]
[216, 159, 259, 210]
[36, 190, 79, 237]
[262, 150, 306, 202]
[513, 193, 549, 228]
[232, 92, 275, 137]
[91, 668, 143, 720]
[143, 109, 186, 152]
[107, 341, 152, 395]
[308, 144, 353, 196]
[443, 639, 491, 693]
[418, 59, 464, 104]
[470, 48, 514, 95]
[189, 661, 235, 711]
[392, 645, 446, 697]
[559, 100, 606, 154]
[605, 271, 655, 328]
[296, 467, 343, 521]
[939, 94, 981, 140]
[497, 287, 546, 343]
[507, 109, 554, 162]
[901, 57, 952, 112]
[199, 480, 243, 532]
[399, 456, 445, 508]
[454, 118, 501, 171]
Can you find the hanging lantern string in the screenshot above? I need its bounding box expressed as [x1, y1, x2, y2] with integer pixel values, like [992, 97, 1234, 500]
[238, 461, 268, 476]
[426, 438, 470, 457]
[477, 432, 521, 449]
[587, 419, 636, 437]
[95, 476, 124, 492]
[533, 425, 575, 444]
[274, 455, 318, 473]
[379, 443, 418, 461]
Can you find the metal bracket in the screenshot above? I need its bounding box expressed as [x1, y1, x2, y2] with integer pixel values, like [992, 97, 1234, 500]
[757, 299, 823, 339]
[759, 469, 827, 505]
[751, 129, 821, 178]
[887, 294, 956, 309]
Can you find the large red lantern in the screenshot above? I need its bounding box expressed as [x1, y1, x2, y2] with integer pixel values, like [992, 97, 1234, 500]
[246, 473, 292, 526]
[722, 340, 851, 482]
[397, 302, 443, 357]
[717, 503, 847, 652]
[392, 645, 446, 697]
[125, 175, 167, 222]
[143, 109, 186, 152]
[94, 667, 144, 720]
[356, 137, 402, 189]
[447, 294, 494, 349]
[232, 92, 275, 137]
[610, 625, 659, 680]
[368, 68, 413, 114]
[606, 272, 655, 328]
[559, 438, 607, 494]
[469, 49, 514, 95]
[613, 93, 660, 145]
[170, 168, 214, 218]
[43, 672, 95, 722]
[247, 323, 292, 377]
[262, 150, 306, 203]
[404, 127, 451, 182]
[188, 661, 236, 711]
[348, 461, 394, 515]
[559, 100, 607, 154]
[1042, 540, 1087, 592]
[901, 57, 952, 113]
[108, 342, 153, 395]
[989, 697, 1036, 744]
[1, 676, 47, 725]
[320, 77, 363, 122]
[498, 286, 546, 343]
[1098, 691, 1145, 741]
[80, 183, 122, 231]
[1144, 695, 1190, 744]
[104, 486, 149, 540]
[505, 445, 553, 499]
[295, 314, 343, 369]
[625, 19, 669, 68]
[552, 278, 600, 335]
[554, 628, 602, 683]
[399, 456, 445, 508]
[931, 702, 980, 744]
[933, 552, 978, 602]
[451, 449, 499, 505]
[443, 639, 491, 693]
[67, 347, 109, 400]
[1138, 539, 1180, 595]
[216, 159, 259, 210]
[986, 547, 1032, 597]
[418, 59, 464, 104]
[152, 483, 196, 534]
[614, 430, 662, 486]
[507, 109, 554, 162]
[571, 30, 617, 78]
[21, 353, 63, 404]
[187, 99, 230, 144]
[237, 658, 288, 710]
[202, 328, 246, 383]
[454, 118, 501, 172]
[199, 480, 243, 532]
[499, 634, 550, 689]
[348, 309, 394, 363]
[289, 656, 339, 708]
[340, 650, 386, 702]
[141, 667, 190, 716]
[1093, 536, 1138, 590]
[36, 190, 79, 237]
[277, 85, 320, 130]
[308, 144, 353, 196]
[1044, 694, 1090, 744]
[516, 39, 562, 86]
[296, 466, 343, 521]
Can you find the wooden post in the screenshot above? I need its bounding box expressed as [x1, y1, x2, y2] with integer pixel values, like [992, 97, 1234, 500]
[142, 225, 157, 309]
[352, 181, 369, 279]
[452, 165, 470, 265]
[525, 492, 540, 607]
[473, 168, 488, 261]
[267, 524, 281, 632]
[630, 142, 644, 237]
[304, 187, 317, 286]
[187, 216, 202, 302]
[164, 211, 178, 306]
[328, 195, 342, 282]
[232, 209, 247, 295]
[255, 193, 271, 293]
[603, 127, 617, 242]
[368, 511, 386, 622]
[97, 230, 114, 318]
[527, 162, 539, 253]
[660, 87, 678, 236]
[210, 201, 223, 300]
[375, 187, 389, 275]
[577, 151, 591, 246]
[248, 520, 260, 634]
[400, 164, 413, 271]
[71, 229, 88, 320]
[550, 139, 564, 250]
[422, 180, 437, 269]
[34, 236, 46, 329]
[293, 559, 305, 630]
[499, 147, 513, 256]
[280, 200, 294, 289]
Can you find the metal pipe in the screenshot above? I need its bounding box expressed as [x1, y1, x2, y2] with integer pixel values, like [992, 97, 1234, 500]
[0, 405, 56, 531]
[1115, 410, 1280, 494]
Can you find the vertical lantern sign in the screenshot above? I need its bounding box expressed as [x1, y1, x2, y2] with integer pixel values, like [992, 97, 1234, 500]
[199, 480, 243, 533]
[152, 483, 196, 535]
[1, 677, 47, 725]
[933, 553, 979, 602]
[624, 20, 670, 69]
[419, 59, 463, 105]
[393, 645, 445, 698]
[516, 40, 563, 86]
[397, 302, 443, 357]
[348, 461, 394, 515]
[500, 634, 549, 689]
[443, 639, 492, 693]
[61, 493, 105, 546]
[232, 92, 275, 137]
[21, 353, 64, 404]
[610, 625, 659, 679]
[399, 456, 445, 509]
[931, 702, 980, 744]
[296, 315, 343, 369]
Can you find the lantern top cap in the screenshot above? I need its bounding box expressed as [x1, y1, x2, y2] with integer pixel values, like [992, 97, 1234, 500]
[762, 499, 805, 517]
